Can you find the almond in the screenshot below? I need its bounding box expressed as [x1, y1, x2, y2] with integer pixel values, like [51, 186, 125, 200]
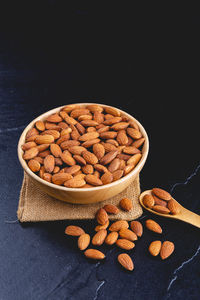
[100, 150, 118, 165]
[35, 120, 45, 131]
[105, 232, 119, 245]
[112, 169, 124, 181]
[41, 129, 60, 140]
[93, 143, 105, 160]
[70, 108, 90, 119]
[37, 144, 50, 152]
[87, 104, 104, 113]
[108, 158, 120, 172]
[44, 155, 55, 173]
[60, 152, 76, 166]
[28, 159, 41, 172]
[97, 125, 110, 133]
[129, 119, 139, 130]
[46, 113, 62, 123]
[53, 166, 60, 174]
[95, 220, 109, 231]
[106, 139, 119, 147]
[132, 137, 145, 148]
[65, 165, 81, 174]
[52, 173, 73, 185]
[54, 157, 63, 166]
[81, 138, 100, 148]
[34, 156, 44, 164]
[109, 220, 129, 232]
[23, 147, 39, 160]
[65, 225, 85, 236]
[100, 131, 117, 139]
[143, 194, 155, 209]
[92, 229, 107, 246]
[127, 128, 142, 140]
[127, 153, 142, 166]
[149, 240, 162, 256]
[64, 177, 86, 188]
[82, 151, 98, 165]
[160, 241, 175, 260]
[167, 199, 180, 215]
[123, 164, 135, 176]
[152, 188, 172, 201]
[21, 141, 37, 151]
[43, 173, 52, 182]
[117, 130, 129, 145]
[62, 104, 80, 113]
[85, 174, 103, 186]
[152, 195, 168, 207]
[152, 205, 170, 214]
[116, 239, 135, 250]
[38, 150, 50, 158]
[145, 219, 162, 234]
[64, 114, 77, 125]
[60, 140, 80, 149]
[76, 122, 86, 135]
[78, 114, 92, 121]
[118, 253, 134, 271]
[50, 144, 62, 157]
[103, 204, 119, 215]
[123, 146, 141, 155]
[94, 164, 108, 173]
[80, 120, 99, 127]
[78, 233, 91, 250]
[35, 135, 54, 144]
[26, 127, 39, 139]
[111, 122, 129, 131]
[101, 172, 113, 185]
[130, 221, 143, 237]
[68, 146, 85, 155]
[104, 106, 121, 117]
[96, 208, 109, 225]
[103, 117, 122, 125]
[82, 164, 94, 174]
[117, 153, 131, 161]
[93, 112, 104, 123]
[84, 249, 105, 260]
[79, 132, 99, 141]
[119, 228, 137, 241]
[56, 134, 70, 145]
[119, 198, 133, 211]
[73, 155, 87, 166]
[101, 142, 117, 153]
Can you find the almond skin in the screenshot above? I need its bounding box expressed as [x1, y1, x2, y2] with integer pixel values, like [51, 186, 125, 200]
[127, 128, 142, 140]
[82, 151, 98, 165]
[118, 253, 134, 271]
[44, 155, 55, 173]
[46, 113, 62, 123]
[60, 152, 76, 166]
[109, 220, 129, 232]
[84, 249, 105, 260]
[50, 144, 62, 157]
[78, 233, 91, 250]
[35, 134, 55, 144]
[92, 229, 107, 246]
[101, 172, 113, 185]
[152, 195, 168, 207]
[127, 153, 142, 166]
[52, 173, 73, 185]
[108, 158, 120, 172]
[65, 165, 81, 175]
[28, 159, 41, 172]
[160, 241, 175, 260]
[68, 146, 86, 155]
[105, 232, 119, 245]
[123, 146, 141, 155]
[143, 194, 155, 208]
[65, 225, 85, 236]
[23, 147, 39, 160]
[85, 174, 103, 186]
[96, 208, 109, 225]
[130, 221, 143, 237]
[104, 106, 121, 117]
[82, 164, 94, 174]
[111, 122, 129, 131]
[152, 205, 170, 214]
[149, 241, 162, 256]
[145, 219, 162, 234]
[22, 141, 37, 151]
[117, 130, 128, 145]
[103, 204, 119, 215]
[116, 239, 135, 250]
[100, 150, 118, 165]
[167, 199, 180, 215]
[79, 132, 99, 141]
[70, 108, 90, 119]
[100, 131, 118, 139]
[95, 220, 110, 231]
[119, 228, 137, 242]
[64, 177, 86, 188]
[93, 143, 105, 160]
[152, 188, 172, 201]
[119, 198, 133, 211]
[81, 139, 100, 148]
[112, 170, 124, 181]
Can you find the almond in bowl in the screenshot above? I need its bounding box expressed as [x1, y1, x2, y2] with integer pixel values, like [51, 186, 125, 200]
[18, 103, 149, 204]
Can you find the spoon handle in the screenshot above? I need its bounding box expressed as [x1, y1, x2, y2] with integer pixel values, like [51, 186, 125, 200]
[180, 209, 200, 228]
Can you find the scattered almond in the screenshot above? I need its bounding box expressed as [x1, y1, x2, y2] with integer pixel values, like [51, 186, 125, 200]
[65, 225, 85, 236]
[119, 198, 133, 211]
[160, 241, 175, 260]
[109, 220, 129, 232]
[92, 229, 107, 246]
[84, 249, 105, 260]
[78, 234, 91, 250]
[149, 241, 162, 256]
[103, 204, 119, 215]
[130, 221, 143, 237]
[116, 239, 135, 250]
[145, 219, 162, 234]
[152, 188, 172, 201]
[105, 232, 119, 245]
[118, 253, 134, 271]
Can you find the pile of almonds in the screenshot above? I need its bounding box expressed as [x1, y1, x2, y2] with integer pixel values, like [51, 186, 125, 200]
[143, 187, 180, 215]
[21, 104, 145, 188]
[65, 193, 175, 271]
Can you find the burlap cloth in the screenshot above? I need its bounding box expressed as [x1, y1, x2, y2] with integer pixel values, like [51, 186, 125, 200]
[17, 172, 142, 222]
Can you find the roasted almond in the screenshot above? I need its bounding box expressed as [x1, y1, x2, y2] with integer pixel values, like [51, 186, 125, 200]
[100, 131, 117, 139]
[43, 173, 52, 182]
[143, 194, 155, 209]
[93, 112, 104, 123]
[127, 128, 142, 140]
[103, 117, 122, 125]
[100, 150, 118, 165]
[73, 155, 87, 166]
[81, 139, 100, 148]
[28, 159, 41, 172]
[112, 169, 124, 181]
[117, 130, 129, 145]
[119, 228, 137, 241]
[60, 140, 80, 149]
[123, 146, 141, 155]
[94, 164, 108, 173]
[84, 249, 105, 260]
[149, 240, 162, 256]
[103, 204, 119, 215]
[21, 141, 37, 151]
[50, 144, 62, 157]
[96, 208, 109, 225]
[101, 172, 113, 185]
[145, 219, 162, 234]
[23, 147, 39, 160]
[51, 173, 72, 185]
[108, 158, 120, 172]
[105, 232, 119, 245]
[130, 221, 143, 237]
[62, 104, 80, 113]
[109, 220, 129, 232]
[82, 151, 98, 165]
[78, 233, 91, 251]
[104, 106, 121, 117]
[64, 114, 77, 125]
[82, 164, 94, 174]
[65, 225, 85, 236]
[79, 132, 99, 141]
[26, 127, 39, 139]
[35, 134, 54, 144]
[65, 165, 81, 174]
[92, 229, 107, 246]
[64, 177, 86, 188]
[95, 220, 109, 231]
[80, 120, 99, 127]
[118, 253, 134, 271]
[152, 205, 170, 214]
[152, 195, 168, 207]
[60, 152, 76, 166]
[160, 241, 175, 260]
[68, 146, 85, 155]
[93, 143, 105, 160]
[44, 155, 55, 173]
[111, 122, 129, 131]
[87, 104, 104, 113]
[127, 153, 142, 166]
[123, 164, 135, 176]
[41, 129, 60, 140]
[70, 108, 90, 119]
[152, 188, 172, 201]
[132, 137, 145, 148]
[119, 198, 133, 211]
[85, 174, 103, 186]
[78, 114, 92, 121]
[167, 199, 180, 215]
[46, 113, 62, 123]
[116, 239, 135, 250]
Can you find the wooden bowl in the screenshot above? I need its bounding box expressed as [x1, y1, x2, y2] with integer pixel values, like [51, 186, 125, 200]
[18, 103, 149, 204]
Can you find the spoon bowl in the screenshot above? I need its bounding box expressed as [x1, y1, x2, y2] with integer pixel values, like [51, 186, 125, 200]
[139, 190, 200, 228]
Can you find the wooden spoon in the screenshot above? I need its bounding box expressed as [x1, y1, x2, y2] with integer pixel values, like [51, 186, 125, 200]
[139, 190, 200, 228]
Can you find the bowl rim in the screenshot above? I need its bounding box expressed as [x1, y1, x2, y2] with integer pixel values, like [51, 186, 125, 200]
[18, 103, 149, 192]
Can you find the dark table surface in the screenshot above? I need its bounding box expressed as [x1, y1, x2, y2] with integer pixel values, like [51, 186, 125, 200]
[0, 3, 200, 300]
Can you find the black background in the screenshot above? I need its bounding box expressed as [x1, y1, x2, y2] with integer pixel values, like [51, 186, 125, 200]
[0, 2, 200, 300]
